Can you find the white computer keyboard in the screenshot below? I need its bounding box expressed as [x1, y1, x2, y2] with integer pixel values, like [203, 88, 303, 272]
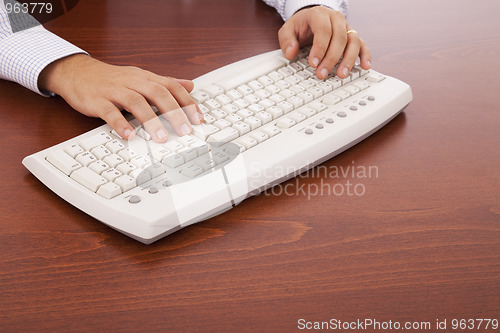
[23, 48, 412, 244]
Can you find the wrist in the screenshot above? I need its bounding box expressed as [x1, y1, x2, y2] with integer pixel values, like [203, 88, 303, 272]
[38, 53, 92, 96]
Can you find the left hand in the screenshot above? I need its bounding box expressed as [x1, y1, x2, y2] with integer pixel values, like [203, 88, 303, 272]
[277, 5, 371, 79]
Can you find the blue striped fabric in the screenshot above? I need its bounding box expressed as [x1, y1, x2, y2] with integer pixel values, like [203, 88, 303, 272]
[262, 0, 348, 20]
[0, 0, 85, 96]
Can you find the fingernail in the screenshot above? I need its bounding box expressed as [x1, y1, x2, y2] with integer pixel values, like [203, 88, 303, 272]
[156, 129, 167, 139]
[285, 45, 293, 56]
[123, 128, 132, 139]
[342, 67, 349, 77]
[180, 123, 191, 136]
[320, 68, 328, 78]
[367, 61, 371, 68]
[312, 57, 320, 67]
[197, 112, 204, 122]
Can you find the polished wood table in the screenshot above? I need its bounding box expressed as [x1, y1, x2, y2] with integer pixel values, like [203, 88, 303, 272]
[1, 0, 499, 331]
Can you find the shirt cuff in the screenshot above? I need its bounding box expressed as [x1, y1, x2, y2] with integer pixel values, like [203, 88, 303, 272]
[0, 24, 87, 96]
[284, 0, 345, 21]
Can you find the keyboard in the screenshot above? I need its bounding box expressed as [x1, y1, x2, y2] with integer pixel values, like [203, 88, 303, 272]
[23, 47, 412, 244]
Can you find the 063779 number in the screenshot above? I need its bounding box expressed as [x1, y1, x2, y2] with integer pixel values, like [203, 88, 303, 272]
[451, 319, 498, 330]
[5, 2, 53, 14]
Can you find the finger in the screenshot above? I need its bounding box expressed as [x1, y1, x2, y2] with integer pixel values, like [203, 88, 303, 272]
[337, 31, 361, 78]
[114, 89, 169, 143]
[278, 21, 300, 60]
[174, 78, 195, 93]
[307, 14, 334, 68]
[316, 13, 348, 79]
[155, 77, 203, 126]
[97, 101, 135, 140]
[359, 39, 372, 70]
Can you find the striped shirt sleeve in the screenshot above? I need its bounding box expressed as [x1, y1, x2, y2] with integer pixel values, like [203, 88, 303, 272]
[262, 0, 348, 21]
[0, 0, 86, 96]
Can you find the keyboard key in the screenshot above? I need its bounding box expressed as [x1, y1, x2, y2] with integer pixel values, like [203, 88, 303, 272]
[288, 112, 307, 123]
[97, 182, 122, 199]
[116, 162, 137, 175]
[191, 90, 210, 104]
[104, 154, 125, 168]
[210, 109, 228, 120]
[248, 104, 265, 113]
[165, 141, 184, 153]
[276, 117, 296, 129]
[211, 151, 230, 165]
[225, 113, 243, 124]
[192, 123, 220, 140]
[344, 85, 360, 95]
[208, 127, 240, 143]
[267, 106, 284, 119]
[232, 122, 251, 136]
[215, 94, 233, 106]
[226, 89, 243, 101]
[244, 116, 262, 130]
[204, 99, 221, 111]
[70, 167, 107, 192]
[177, 147, 198, 162]
[114, 175, 136, 192]
[366, 73, 385, 82]
[309, 100, 328, 112]
[267, 71, 284, 82]
[237, 84, 253, 96]
[76, 151, 97, 167]
[102, 168, 123, 182]
[180, 163, 204, 177]
[237, 136, 258, 149]
[236, 109, 253, 118]
[297, 107, 317, 118]
[257, 76, 274, 86]
[89, 160, 110, 174]
[248, 80, 264, 91]
[130, 155, 151, 169]
[91, 145, 111, 160]
[177, 135, 198, 147]
[276, 101, 294, 113]
[214, 119, 232, 130]
[144, 163, 165, 179]
[288, 96, 304, 108]
[322, 95, 342, 105]
[249, 131, 269, 143]
[105, 139, 126, 153]
[262, 125, 281, 137]
[221, 103, 239, 114]
[162, 153, 185, 168]
[201, 85, 225, 98]
[254, 89, 271, 100]
[150, 146, 171, 161]
[79, 132, 113, 151]
[353, 80, 370, 91]
[46, 150, 82, 176]
[332, 89, 351, 100]
[129, 168, 151, 185]
[194, 155, 216, 171]
[255, 111, 273, 124]
[64, 144, 84, 158]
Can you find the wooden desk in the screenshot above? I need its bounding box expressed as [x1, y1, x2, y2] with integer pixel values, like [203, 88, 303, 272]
[1, 0, 498, 331]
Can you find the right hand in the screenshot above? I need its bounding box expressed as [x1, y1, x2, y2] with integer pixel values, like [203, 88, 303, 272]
[38, 54, 203, 143]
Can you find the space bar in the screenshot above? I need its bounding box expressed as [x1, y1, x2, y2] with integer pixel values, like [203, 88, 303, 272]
[215, 56, 288, 90]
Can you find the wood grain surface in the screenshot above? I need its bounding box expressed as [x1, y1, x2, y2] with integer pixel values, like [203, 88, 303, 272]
[0, 0, 498, 332]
